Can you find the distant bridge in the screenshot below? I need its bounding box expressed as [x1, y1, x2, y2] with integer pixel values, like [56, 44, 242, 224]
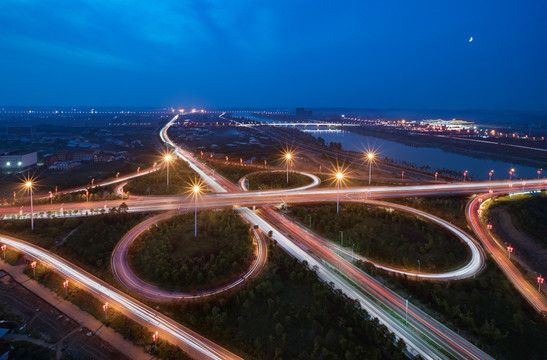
[241, 122, 360, 128]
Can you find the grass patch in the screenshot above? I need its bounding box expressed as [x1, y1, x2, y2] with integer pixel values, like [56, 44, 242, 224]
[246, 171, 312, 190]
[128, 209, 253, 292]
[290, 203, 468, 271]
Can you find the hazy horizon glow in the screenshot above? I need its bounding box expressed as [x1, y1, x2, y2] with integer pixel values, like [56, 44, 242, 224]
[1, 1, 546, 111]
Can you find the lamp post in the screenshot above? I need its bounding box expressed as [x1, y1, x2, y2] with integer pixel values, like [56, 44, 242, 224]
[417, 260, 421, 276]
[507, 245, 513, 260]
[405, 295, 412, 324]
[284, 152, 293, 184]
[164, 154, 173, 188]
[463, 170, 468, 182]
[352, 243, 355, 261]
[339, 230, 343, 247]
[489, 170, 494, 181]
[366, 152, 374, 185]
[538, 275, 544, 292]
[509, 168, 515, 180]
[25, 181, 34, 231]
[192, 184, 201, 237]
[63, 280, 69, 296]
[153, 331, 159, 351]
[538, 169, 543, 179]
[336, 171, 344, 214]
[30, 260, 37, 277]
[103, 302, 108, 320]
[1, 244, 6, 259]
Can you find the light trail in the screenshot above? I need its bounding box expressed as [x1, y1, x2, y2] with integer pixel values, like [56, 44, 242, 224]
[111, 210, 268, 301]
[0, 233, 242, 360]
[467, 190, 547, 314]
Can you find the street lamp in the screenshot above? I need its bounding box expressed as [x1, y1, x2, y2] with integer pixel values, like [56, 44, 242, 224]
[284, 152, 293, 184]
[366, 152, 375, 185]
[405, 295, 412, 324]
[63, 280, 69, 296]
[103, 302, 109, 320]
[25, 180, 34, 231]
[509, 168, 515, 180]
[489, 170, 494, 181]
[537, 275, 544, 292]
[463, 170, 468, 182]
[153, 331, 159, 351]
[335, 171, 344, 214]
[1, 244, 6, 259]
[507, 245, 514, 260]
[30, 260, 37, 277]
[191, 184, 202, 237]
[538, 169, 543, 179]
[164, 154, 173, 188]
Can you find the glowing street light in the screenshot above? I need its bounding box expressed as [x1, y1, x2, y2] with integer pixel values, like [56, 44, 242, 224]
[190, 183, 202, 237]
[103, 302, 109, 320]
[366, 152, 375, 185]
[284, 151, 293, 184]
[1, 244, 6, 259]
[507, 245, 514, 260]
[116, 172, 120, 179]
[164, 153, 173, 188]
[153, 331, 159, 350]
[24, 180, 34, 231]
[538, 168, 543, 179]
[434, 172, 438, 181]
[335, 171, 344, 214]
[489, 170, 494, 181]
[538, 275, 544, 292]
[509, 168, 515, 180]
[63, 280, 69, 296]
[463, 170, 468, 182]
[30, 260, 37, 277]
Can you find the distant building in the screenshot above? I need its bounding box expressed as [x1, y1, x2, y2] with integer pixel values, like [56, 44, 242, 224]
[296, 107, 312, 118]
[0, 151, 37, 169]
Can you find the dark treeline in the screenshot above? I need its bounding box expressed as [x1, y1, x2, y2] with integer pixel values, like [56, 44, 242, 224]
[290, 203, 468, 271]
[246, 171, 310, 190]
[129, 210, 253, 291]
[0, 213, 146, 277]
[169, 244, 410, 360]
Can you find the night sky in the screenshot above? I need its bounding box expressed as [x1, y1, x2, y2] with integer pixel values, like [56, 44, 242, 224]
[1, 1, 546, 110]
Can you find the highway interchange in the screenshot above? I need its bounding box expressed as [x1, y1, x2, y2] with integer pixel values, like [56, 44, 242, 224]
[1, 113, 546, 359]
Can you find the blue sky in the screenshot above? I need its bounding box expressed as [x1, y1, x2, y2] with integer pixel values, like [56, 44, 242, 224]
[1, 0, 546, 110]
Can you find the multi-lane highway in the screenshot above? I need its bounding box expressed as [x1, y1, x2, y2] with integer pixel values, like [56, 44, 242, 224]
[159, 115, 497, 360]
[0, 233, 243, 360]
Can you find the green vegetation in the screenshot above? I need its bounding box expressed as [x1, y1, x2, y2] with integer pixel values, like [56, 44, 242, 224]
[365, 259, 547, 360]
[204, 159, 257, 183]
[290, 203, 468, 271]
[21, 261, 191, 360]
[124, 161, 197, 195]
[129, 209, 253, 291]
[246, 171, 311, 190]
[0, 213, 147, 278]
[169, 244, 408, 360]
[491, 192, 547, 247]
